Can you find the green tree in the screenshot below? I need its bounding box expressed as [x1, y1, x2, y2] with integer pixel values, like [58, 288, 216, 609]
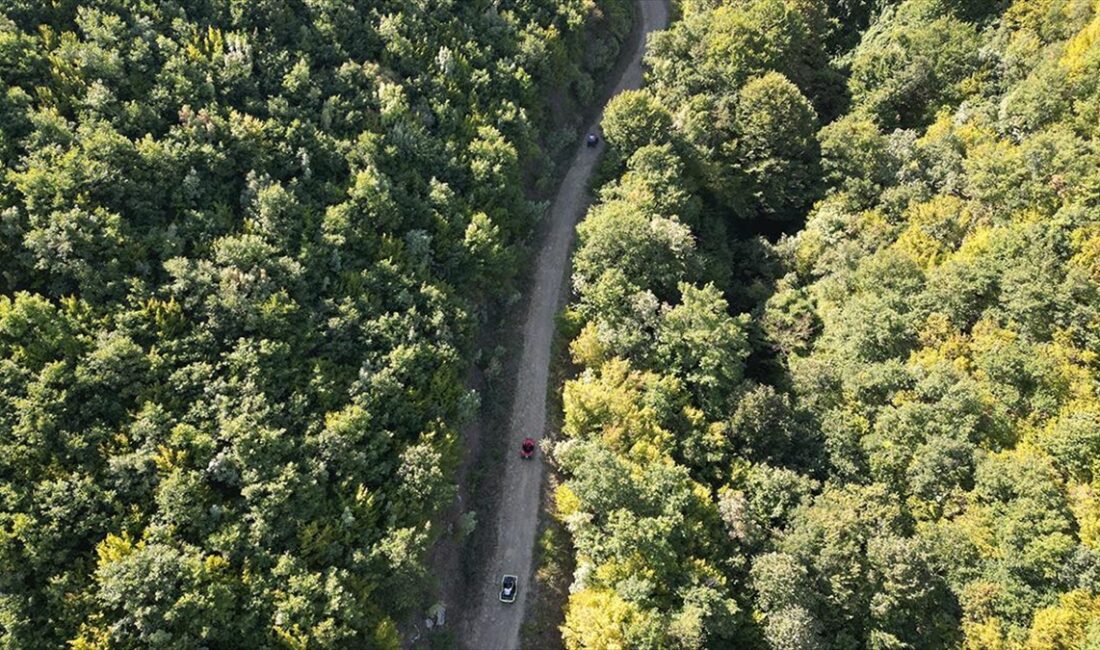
[574, 199, 697, 303]
[727, 72, 821, 221]
[656, 283, 750, 413]
[601, 90, 674, 159]
[849, 0, 982, 128]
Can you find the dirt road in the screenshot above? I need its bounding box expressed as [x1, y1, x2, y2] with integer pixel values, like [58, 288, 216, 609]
[462, 2, 669, 648]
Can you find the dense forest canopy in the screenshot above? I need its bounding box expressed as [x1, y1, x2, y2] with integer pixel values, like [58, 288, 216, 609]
[556, 0, 1100, 647]
[0, 0, 632, 646]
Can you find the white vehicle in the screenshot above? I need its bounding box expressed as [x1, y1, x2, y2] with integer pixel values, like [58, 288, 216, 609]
[499, 575, 518, 603]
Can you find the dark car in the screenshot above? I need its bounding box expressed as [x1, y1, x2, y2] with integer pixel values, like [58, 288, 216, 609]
[500, 575, 518, 603]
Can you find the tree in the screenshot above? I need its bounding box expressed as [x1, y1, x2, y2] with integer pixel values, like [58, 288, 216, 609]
[573, 199, 697, 303]
[550, 0, 1100, 646]
[89, 537, 240, 647]
[562, 589, 643, 650]
[602, 144, 702, 228]
[1026, 590, 1100, 649]
[0, 0, 631, 644]
[727, 72, 821, 221]
[601, 90, 674, 159]
[722, 465, 818, 549]
[768, 483, 963, 647]
[848, 0, 982, 129]
[1037, 408, 1100, 483]
[906, 435, 976, 520]
[655, 283, 750, 414]
[817, 114, 900, 206]
[562, 358, 683, 457]
[763, 283, 822, 357]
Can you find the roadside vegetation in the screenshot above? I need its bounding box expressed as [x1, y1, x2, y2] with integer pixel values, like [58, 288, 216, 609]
[0, 0, 630, 647]
[555, 0, 1100, 647]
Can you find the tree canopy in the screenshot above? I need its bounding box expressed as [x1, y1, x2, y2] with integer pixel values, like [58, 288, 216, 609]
[555, 0, 1100, 647]
[0, 0, 633, 646]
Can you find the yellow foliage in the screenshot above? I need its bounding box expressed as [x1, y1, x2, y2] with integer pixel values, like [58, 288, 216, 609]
[854, 208, 893, 245]
[273, 625, 308, 650]
[918, 110, 999, 157]
[969, 320, 1019, 382]
[1068, 483, 1100, 550]
[792, 225, 825, 279]
[204, 554, 229, 574]
[68, 621, 110, 650]
[963, 618, 1008, 650]
[372, 618, 401, 650]
[953, 224, 995, 262]
[919, 111, 961, 148]
[954, 505, 1000, 561]
[692, 482, 713, 506]
[186, 26, 225, 61]
[1070, 223, 1100, 284]
[918, 312, 956, 347]
[562, 359, 675, 456]
[95, 531, 142, 566]
[937, 115, 997, 155]
[958, 69, 988, 98]
[1060, 2, 1100, 76]
[555, 483, 582, 519]
[910, 312, 972, 373]
[561, 589, 639, 650]
[1006, 0, 1092, 34]
[142, 297, 184, 335]
[7, 512, 32, 539]
[1027, 590, 1100, 648]
[625, 439, 668, 467]
[153, 444, 186, 472]
[596, 558, 655, 588]
[229, 110, 267, 141]
[570, 322, 607, 368]
[1046, 336, 1095, 404]
[1014, 209, 1046, 225]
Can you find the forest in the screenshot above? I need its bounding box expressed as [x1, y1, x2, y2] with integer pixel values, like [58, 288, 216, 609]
[555, 0, 1100, 648]
[0, 0, 632, 647]
[3, 0, 1100, 647]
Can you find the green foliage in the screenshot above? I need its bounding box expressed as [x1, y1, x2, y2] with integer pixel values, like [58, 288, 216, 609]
[647, 0, 838, 113]
[633, 0, 831, 221]
[559, 0, 1100, 648]
[770, 0, 1100, 644]
[848, 0, 983, 129]
[601, 90, 674, 159]
[729, 72, 821, 220]
[656, 283, 750, 412]
[573, 198, 697, 304]
[0, 0, 631, 646]
[817, 114, 900, 206]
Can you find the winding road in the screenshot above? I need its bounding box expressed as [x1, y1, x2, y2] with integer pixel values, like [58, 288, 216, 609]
[462, 2, 669, 648]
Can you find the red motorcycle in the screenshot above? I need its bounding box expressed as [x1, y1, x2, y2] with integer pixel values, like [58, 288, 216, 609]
[520, 437, 536, 459]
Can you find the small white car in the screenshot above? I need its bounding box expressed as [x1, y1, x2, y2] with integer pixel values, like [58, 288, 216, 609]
[499, 575, 518, 603]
